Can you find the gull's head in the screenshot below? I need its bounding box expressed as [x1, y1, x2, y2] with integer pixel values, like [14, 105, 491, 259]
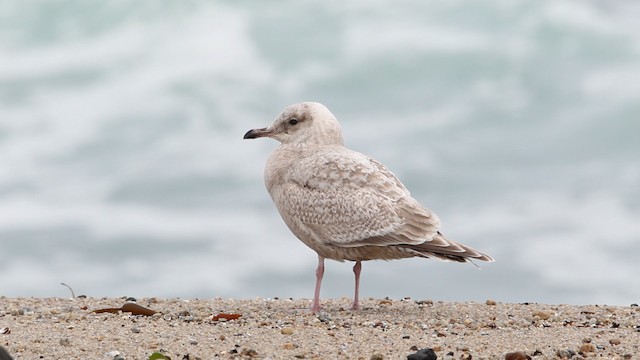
[243, 102, 344, 146]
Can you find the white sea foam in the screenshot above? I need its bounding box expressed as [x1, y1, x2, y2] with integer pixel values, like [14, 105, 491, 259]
[1, 0, 638, 304]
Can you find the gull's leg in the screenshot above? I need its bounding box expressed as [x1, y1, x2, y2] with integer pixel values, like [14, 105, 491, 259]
[351, 261, 362, 310]
[312, 255, 325, 312]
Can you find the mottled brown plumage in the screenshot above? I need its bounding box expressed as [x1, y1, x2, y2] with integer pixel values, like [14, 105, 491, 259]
[244, 102, 493, 311]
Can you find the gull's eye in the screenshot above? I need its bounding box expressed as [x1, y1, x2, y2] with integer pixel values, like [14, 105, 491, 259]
[288, 118, 299, 126]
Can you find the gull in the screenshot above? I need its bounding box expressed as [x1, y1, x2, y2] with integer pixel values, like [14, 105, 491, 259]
[244, 102, 493, 311]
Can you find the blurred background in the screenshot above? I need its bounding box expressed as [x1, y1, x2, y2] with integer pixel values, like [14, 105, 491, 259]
[1, 0, 639, 305]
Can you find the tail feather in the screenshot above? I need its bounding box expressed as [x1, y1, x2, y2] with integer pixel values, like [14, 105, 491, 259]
[405, 232, 494, 263]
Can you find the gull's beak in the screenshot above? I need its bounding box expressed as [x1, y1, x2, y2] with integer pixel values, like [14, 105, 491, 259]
[243, 127, 272, 139]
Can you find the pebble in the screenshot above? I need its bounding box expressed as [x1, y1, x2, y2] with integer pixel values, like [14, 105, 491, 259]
[0, 346, 12, 360]
[131, 327, 141, 333]
[415, 299, 434, 306]
[373, 321, 389, 329]
[281, 327, 294, 335]
[370, 354, 384, 360]
[556, 349, 576, 359]
[532, 311, 552, 320]
[106, 350, 122, 359]
[579, 343, 595, 353]
[59, 337, 71, 346]
[240, 348, 258, 357]
[406, 348, 437, 360]
[283, 343, 296, 350]
[317, 313, 331, 323]
[505, 352, 531, 360]
[189, 338, 198, 345]
[486, 299, 497, 306]
[609, 338, 621, 345]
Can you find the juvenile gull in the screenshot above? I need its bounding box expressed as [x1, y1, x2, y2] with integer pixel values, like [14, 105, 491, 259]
[244, 102, 493, 311]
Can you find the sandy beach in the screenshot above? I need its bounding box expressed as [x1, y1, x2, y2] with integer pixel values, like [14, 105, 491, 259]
[0, 297, 637, 359]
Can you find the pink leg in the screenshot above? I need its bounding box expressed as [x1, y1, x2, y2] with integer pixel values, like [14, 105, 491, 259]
[351, 261, 362, 310]
[311, 255, 325, 312]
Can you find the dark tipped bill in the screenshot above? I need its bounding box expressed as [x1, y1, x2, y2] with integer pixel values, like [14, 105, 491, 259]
[243, 127, 271, 139]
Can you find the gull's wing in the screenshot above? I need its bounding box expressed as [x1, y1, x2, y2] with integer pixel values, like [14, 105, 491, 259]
[269, 147, 493, 262]
[276, 147, 441, 247]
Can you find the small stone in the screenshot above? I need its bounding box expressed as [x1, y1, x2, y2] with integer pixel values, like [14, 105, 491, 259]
[0, 347, 12, 360]
[556, 349, 575, 359]
[406, 348, 437, 360]
[281, 327, 294, 335]
[374, 321, 389, 329]
[416, 299, 434, 306]
[609, 338, 621, 345]
[283, 343, 296, 350]
[59, 338, 71, 346]
[106, 350, 122, 358]
[317, 313, 331, 323]
[379, 299, 393, 305]
[219, 335, 226, 341]
[370, 354, 384, 360]
[486, 299, 497, 306]
[189, 338, 198, 345]
[241, 348, 258, 356]
[579, 343, 595, 353]
[505, 352, 531, 360]
[131, 327, 141, 334]
[532, 310, 552, 320]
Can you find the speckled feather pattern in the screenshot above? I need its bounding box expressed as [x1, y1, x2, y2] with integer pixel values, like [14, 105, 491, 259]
[253, 102, 493, 264]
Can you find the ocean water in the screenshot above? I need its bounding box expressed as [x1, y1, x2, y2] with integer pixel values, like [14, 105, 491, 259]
[1, 1, 639, 305]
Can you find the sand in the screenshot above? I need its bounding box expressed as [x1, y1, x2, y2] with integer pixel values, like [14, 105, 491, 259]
[0, 297, 638, 359]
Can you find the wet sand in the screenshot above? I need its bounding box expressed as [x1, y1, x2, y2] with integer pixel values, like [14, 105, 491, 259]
[1, 297, 638, 359]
